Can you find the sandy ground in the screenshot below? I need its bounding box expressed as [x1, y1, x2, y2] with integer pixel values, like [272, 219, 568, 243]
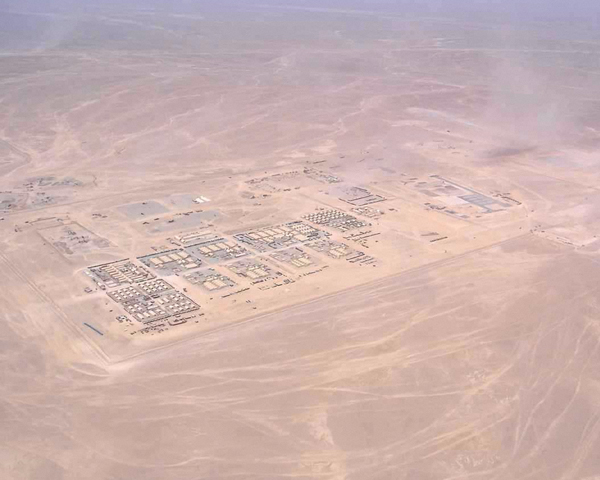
[2, 4, 600, 479]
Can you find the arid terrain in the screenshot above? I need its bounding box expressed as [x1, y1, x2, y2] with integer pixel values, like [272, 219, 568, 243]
[2, 2, 600, 479]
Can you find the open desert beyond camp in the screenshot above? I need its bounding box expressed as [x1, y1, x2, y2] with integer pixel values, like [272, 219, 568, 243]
[2, 1, 600, 479]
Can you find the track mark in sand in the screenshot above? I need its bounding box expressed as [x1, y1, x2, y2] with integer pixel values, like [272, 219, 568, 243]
[0, 138, 32, 175]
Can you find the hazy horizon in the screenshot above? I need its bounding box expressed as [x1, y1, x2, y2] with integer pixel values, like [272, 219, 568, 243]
[1, 0, 599, 21]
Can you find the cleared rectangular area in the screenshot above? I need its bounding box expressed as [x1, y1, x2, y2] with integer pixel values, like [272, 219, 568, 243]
[117, 201, 169, 219]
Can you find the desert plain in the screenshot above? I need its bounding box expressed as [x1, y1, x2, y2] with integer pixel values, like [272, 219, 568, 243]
[2, 2, 600, 479]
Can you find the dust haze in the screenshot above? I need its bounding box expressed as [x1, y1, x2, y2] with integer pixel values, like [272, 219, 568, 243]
[2, 1, 600, 479]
